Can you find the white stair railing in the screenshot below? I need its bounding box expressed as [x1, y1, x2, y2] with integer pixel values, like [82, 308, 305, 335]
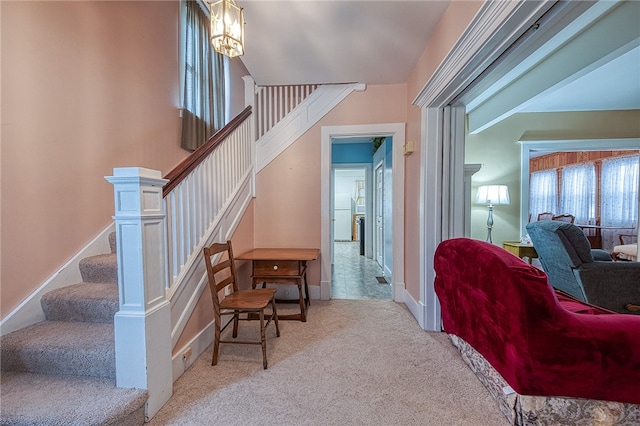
[256, 83, 318, 138]
[163, 109, 254, 295]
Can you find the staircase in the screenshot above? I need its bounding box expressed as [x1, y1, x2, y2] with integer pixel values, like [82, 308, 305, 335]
[0, 233, 148, 426]
[0, 81, 362, 424]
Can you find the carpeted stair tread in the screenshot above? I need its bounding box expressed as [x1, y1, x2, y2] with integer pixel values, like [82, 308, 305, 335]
[1, 321, 115, 379]
[79, 253, 117, 284]
[0, 371, 147, 426]
[41, 282, 119, 323]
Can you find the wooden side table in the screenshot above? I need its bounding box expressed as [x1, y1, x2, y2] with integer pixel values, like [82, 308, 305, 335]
[502, 241, 538, 264]
[235, 248, 320, 322]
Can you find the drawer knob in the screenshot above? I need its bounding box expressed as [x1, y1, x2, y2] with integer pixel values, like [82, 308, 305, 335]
[273, 265, 278, 271]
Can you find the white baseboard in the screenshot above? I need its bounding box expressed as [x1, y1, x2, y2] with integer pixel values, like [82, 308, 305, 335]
[402, 289, 425, 330]
[171, 321, 215, 383]
[393, 281, 406, 304]
[309, 284, 321, 300]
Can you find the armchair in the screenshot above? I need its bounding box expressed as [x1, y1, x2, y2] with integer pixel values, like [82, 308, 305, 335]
[526, 220, 640, 314]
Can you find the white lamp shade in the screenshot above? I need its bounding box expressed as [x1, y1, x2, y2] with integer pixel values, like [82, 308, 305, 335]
[476, 185, 510, 205]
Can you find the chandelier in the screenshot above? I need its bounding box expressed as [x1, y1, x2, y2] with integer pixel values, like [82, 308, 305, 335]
[210, 0, 245, 58]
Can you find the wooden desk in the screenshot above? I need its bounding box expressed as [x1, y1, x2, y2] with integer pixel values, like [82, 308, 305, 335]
[502, 241, 538, 264]
[235, 248, 319, 322]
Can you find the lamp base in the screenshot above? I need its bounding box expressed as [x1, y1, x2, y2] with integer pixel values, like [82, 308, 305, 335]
[486, 205, 494, 244]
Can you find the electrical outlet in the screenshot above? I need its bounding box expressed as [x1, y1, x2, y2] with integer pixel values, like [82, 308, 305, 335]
[182, 347, 193, 361]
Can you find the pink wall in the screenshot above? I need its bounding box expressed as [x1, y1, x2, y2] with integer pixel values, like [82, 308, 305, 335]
[1, 0, 486, 348]
[1, 1, 186, 316]
[228, 57, 250, 117]
[252, 2, 482, 300]
[402, 0, 483, 300]
[254, 84, 408, 286]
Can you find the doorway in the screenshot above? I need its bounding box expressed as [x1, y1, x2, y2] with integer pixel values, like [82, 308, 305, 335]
[331, 164, 390, 300]
[320, 123, 405, 302]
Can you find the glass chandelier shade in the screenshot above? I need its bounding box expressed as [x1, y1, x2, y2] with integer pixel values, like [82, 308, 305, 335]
[210, 0, 245, 58]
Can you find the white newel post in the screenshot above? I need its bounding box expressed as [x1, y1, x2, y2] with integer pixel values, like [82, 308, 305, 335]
[105, 167, 172, 421]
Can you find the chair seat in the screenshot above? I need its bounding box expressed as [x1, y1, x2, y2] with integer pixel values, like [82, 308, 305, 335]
[220, 288, 277, 311]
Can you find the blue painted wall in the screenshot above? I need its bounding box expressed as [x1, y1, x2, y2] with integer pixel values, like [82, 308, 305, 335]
[332, 142, 374, 164]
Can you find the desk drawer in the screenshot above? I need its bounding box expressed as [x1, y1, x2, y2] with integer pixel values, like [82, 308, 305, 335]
[254, 260, 300, 276]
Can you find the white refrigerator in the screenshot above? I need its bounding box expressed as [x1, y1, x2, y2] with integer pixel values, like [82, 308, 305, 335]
[334, 193, 352, 241]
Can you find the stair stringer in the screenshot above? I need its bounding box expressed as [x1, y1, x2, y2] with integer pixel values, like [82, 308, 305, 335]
[256, 83, 366, 172]
[0, 223, 115, 336]
[167, 168, 253, 381]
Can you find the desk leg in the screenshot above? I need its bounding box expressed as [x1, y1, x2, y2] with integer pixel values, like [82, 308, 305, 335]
[296, 278, 307, 322]
[303, 274, 310, 307]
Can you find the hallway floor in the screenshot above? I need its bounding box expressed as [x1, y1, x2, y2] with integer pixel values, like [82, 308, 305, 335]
[331, 241, 392, 299]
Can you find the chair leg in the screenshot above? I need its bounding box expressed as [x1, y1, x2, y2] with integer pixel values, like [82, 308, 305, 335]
[232, 311, 239, 338]
[272, 298, 280, 337]
[212, 314, 221, 366]
[260, 309, 267, 369]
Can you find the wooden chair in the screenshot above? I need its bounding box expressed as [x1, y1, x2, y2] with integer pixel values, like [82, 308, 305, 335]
[619, 234, 638, 245]
[537, 212, 554, 221]
[552, 214, 575, 224]
[203, 241, 280, 369]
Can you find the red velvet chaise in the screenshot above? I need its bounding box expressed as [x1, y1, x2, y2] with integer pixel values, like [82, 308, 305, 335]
[434, 238, 640, 424]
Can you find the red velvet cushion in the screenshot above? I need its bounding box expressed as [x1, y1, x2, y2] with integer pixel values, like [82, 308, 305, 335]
[434, 238, 640, 405]
[555, 291, 612, 315]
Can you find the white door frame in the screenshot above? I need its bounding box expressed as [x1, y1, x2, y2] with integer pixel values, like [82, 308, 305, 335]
[321, 123, 405, 302]
[374, 160, 384, 268]
[412, 0, 558, 331]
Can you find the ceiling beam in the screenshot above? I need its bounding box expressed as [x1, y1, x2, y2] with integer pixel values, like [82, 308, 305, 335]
[467, 0, 640, 134]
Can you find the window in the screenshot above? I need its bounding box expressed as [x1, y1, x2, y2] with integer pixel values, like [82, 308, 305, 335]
[601, 154, 639, 227]
[560, 163, 596, 224]
[529, 169, 558, 220]
[181, 0, 226, 151]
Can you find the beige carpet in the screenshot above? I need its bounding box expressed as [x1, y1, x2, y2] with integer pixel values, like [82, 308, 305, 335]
[149, 300, 509, 425]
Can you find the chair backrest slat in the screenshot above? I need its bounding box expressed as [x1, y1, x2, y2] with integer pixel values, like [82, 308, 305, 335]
[204, 240, 240, 307]
[552, 213, 575, 224]
[537, 212, 553, 221]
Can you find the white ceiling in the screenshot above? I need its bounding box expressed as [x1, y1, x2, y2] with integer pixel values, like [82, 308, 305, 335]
[237, 0, 639, 120]
[239, 0, 451, 86]
[461, 0, 640, 134]
[521, 45, 640, 113]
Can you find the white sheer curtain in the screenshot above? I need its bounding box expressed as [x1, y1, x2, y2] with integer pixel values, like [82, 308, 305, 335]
[560, 163, 596, 224]
[529, 169, 558, 220]
[601, 154, 639, 228]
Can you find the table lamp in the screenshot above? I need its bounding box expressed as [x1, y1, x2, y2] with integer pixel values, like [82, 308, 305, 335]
[476, 185, 510, 243]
